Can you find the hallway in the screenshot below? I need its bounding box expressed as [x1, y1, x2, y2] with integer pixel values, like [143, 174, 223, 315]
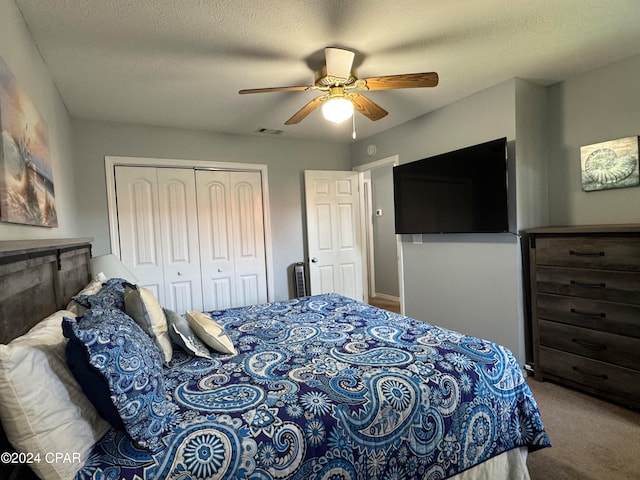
[368, 296, 401, 313]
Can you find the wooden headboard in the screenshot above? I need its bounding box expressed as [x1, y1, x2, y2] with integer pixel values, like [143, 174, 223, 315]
[0, 238, 93, 344]
[0, 238, 93, 480]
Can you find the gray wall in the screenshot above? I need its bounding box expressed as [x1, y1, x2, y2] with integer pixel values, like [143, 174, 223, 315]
[0, 0, 78, 241]
[548, 54, 640, 225]
[72, 119, 351, 301]
[351, 80, 526, 362]
[515, 79, 549, 231]
[370, 165, 399, 297]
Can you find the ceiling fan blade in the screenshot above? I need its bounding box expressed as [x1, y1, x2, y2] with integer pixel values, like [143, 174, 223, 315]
[325, 47, 355, 79]
[348, 93, 388, 121]
[284, 96, 327, 125]
[239, 85, 312, 94]
[360, 72, 439, 91]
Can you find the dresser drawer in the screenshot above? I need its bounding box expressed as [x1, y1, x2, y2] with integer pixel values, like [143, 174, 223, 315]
[536, 293, 640, 337]
[539, 347, 640, 403]
[535, 236, 640, 271]
[536, 266, 640, 304]
[538, 320, 640, 369]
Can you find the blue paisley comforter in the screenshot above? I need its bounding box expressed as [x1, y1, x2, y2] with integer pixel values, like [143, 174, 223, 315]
[76, 293, 549, 480]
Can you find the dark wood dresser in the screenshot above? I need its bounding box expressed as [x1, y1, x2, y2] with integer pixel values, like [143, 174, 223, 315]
[525, 224, 640, 409]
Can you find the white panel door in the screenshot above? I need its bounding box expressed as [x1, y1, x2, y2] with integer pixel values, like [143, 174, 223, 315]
[115, 165, 269, 313]
[229, 171, 268, 307]
[305, 170, 363, 301]
[196, 170, 234, 310]
[157, 168, 203, 312]
[116, 166, 203, 312]
[196, 170, 267, 310]
[115, 166, 165, 302]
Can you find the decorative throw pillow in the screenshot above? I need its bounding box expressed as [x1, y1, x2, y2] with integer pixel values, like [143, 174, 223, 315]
[186, 310, 237, 355]
[164, 308, 212, 359]
[72, 277, 128, 310]
[62, 308, 170, 451]
[0, 310, 109, 480]
[124, 283, 173, 363]
[64, 330, 123, 430]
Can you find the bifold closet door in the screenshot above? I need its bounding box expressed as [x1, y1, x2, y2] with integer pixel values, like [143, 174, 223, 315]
[196, 170, 267, 310]
[114, 166, 164, 299]
[156, 168, 203, 312]
[114, 166, 203, 312]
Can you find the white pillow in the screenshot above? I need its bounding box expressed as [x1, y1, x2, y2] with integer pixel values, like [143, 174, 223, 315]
[124, 284, 173, 363]
[186, 311, 237, 355]
[65, 272, 108, 315]
[0, 310, 110, 480]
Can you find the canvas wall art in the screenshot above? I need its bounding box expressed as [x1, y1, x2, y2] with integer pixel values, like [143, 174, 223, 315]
[0, 55, 57, 227]
[580, 136, 639, 192]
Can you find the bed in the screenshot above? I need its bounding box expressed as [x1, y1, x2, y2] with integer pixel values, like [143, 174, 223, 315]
[0, 239, 550, 480]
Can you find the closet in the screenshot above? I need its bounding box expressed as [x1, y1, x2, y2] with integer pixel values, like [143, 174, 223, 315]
[114, 165, 267, 314]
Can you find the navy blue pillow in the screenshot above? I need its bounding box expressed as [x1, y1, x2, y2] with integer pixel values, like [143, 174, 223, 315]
[62, 308, 169, 450]
[72, 277, 128, 310]
[64, 332, 124, 429]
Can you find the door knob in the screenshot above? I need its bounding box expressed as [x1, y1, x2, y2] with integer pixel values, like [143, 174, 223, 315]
[177, 272, 184, 276]
[311, 257, 318, 263]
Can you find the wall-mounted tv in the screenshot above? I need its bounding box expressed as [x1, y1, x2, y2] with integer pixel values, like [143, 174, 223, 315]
[393, 137, 509, 234]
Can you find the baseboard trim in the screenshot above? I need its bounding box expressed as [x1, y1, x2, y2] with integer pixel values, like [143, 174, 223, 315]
[371, 292, 400, 302]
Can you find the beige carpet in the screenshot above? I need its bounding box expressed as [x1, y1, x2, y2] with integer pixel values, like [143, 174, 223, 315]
[526, 378, 640, 480]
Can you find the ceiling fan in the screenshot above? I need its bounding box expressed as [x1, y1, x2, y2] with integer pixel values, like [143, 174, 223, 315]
[239, 47, 439, 125]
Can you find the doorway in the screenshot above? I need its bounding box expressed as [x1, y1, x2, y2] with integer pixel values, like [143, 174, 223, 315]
[354, 155, 403, 314]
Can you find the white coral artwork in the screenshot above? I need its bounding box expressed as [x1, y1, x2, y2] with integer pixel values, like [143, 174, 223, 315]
[580, 136, 639, 192]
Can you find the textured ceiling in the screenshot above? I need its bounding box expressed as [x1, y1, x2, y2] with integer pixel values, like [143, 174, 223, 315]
[14, 0, 640, 143]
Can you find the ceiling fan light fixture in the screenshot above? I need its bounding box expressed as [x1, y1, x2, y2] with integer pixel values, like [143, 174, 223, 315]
[322, 97, 354, 124]
[240, 46, 437, 126]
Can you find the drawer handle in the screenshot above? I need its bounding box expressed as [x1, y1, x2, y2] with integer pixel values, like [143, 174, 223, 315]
[569, 250, 605, 257]
[572, 366, 608, 380]
[570, 308, 606, 318]
[571, 338, 607, 351]
[570, 280, 606, 289]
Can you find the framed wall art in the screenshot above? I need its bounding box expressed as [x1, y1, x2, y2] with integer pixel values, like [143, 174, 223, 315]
[0, 55, 57, 227]
[580, 136, 639, 192]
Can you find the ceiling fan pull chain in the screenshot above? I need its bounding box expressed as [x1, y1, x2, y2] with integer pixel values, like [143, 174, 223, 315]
[352, 113, 357, 140]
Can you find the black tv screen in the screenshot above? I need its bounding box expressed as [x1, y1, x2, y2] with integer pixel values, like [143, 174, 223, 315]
[393, 137, 509, 234]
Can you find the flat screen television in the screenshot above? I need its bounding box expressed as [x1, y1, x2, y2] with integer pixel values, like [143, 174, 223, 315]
[393, 137, 509, 234]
